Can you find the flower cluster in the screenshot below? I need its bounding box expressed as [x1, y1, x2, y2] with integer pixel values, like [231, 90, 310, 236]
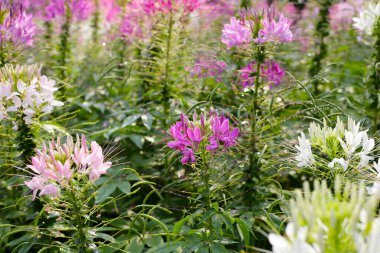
[143, 0, 202, 15]
[295, 118, 375, 173]
[189, 58, 227, 82]
[25, 135, 112, 200]
[44, 0, 94, 21]
[167, 111, 239, 164]
[239, 60, 285, 89]
[0, 2, 37, 48]
[329, 2, 356, 31]
[269, 179, 380, 253]
[353, 2, 380, 36]
[221, 8, 293, 49]
[0, 64, 63, 124]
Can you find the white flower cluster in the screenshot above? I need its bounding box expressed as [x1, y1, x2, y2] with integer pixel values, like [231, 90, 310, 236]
[352, 2, 380, 36]
[0, 65, 63, 125]
[269, 223, 320, 253]
[269, 180, 380, 253]
[295, 118, 375, 172]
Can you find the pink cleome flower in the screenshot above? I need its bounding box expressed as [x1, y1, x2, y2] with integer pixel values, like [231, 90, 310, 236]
[25, 135, 112, 200]
[221, 17, 252, 49]
[0, 2, 37, 47]
[239, 60, 285, 89]
[168, 111, 239, 164]
[221, 8, 293, 49]
[44, 0, 94, 21]
[189, 58, 227, 82]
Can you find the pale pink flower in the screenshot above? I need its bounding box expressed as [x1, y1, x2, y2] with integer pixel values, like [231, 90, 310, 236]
[255, 14, 293, 44]
[329, 2, 355, 31]
[221, 17, 252, 49]
[25, 135, 112, 200]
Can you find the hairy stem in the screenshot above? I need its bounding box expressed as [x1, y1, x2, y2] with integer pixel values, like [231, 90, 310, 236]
[248, 45, 265, 178]
[309, 0, 333, 95]
[370, 20, 380, 130]
[57, 5, 72, 98]
[70, 189, 87, 252]
[16, 116, 36, 166]
[91, 0, 100, 44]
[162, 13, 173, 125]
[240, 0, 251, 8]
[0, 44, 6, 67]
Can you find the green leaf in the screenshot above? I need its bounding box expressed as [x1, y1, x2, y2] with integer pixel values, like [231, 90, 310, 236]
[125, 237, 144, 253]
[209, 243, 229, 253]
[145, 241, 183, 253]
[122, 114, 141, 128]
[6, 233, 33, 247]
[145, 235, 163, 248]
[118, 181, 131, 194]
[141, 113, 154, 130]
[96, 183, 117, 203]
[94, 232, 116, 243]
[212, 214, 224, 231]
[129, 134, 144, 149]
[235, 219, 251, 246]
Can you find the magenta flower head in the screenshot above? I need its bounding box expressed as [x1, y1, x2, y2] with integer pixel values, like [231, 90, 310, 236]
[239, 60, 285, 89]
[0, 2, 37, 48]
[167, 111, 239, 165]
[25, 135, 112, 200]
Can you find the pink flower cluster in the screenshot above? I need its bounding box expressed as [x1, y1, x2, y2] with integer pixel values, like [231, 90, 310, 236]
[190, 58, 227, 82]
[329, 2, 355, 31]
[120, 0, 202, 40]
[143, 0, 202, 15]
[221, 9, 293, 49]
[43, 0, 94, 21]
[168, 112, 239, 164]
[25, 135, 112, 200]
[240, 60, 285, 89]
[0, 2, 37, 47]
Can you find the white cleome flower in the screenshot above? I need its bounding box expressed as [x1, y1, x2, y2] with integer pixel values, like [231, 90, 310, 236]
[328, 158, 348, 171]
[269, 223, 320, 253]
[295, 132, 315, 167]
[355, 218, 380, 253]
[0, 64, 63, 125]
[353, 2, 380, 36]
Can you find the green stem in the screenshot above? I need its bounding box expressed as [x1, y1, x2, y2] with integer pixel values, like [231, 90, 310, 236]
[370, 19, 380, 130]
[16, 116, 36, 166]
[249, 45, 264, 174]
[70, 189, 87, 252]
[162, 13, 174, 172]
[0, 44, 6, 67]
[58, 5, 72, 98]
[309, 0, 333, 95]
[91, 0, 100, 44]
[162, 13, 173, 125]
[240, 0, 251, 8]
[200, 142, 213, 237]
